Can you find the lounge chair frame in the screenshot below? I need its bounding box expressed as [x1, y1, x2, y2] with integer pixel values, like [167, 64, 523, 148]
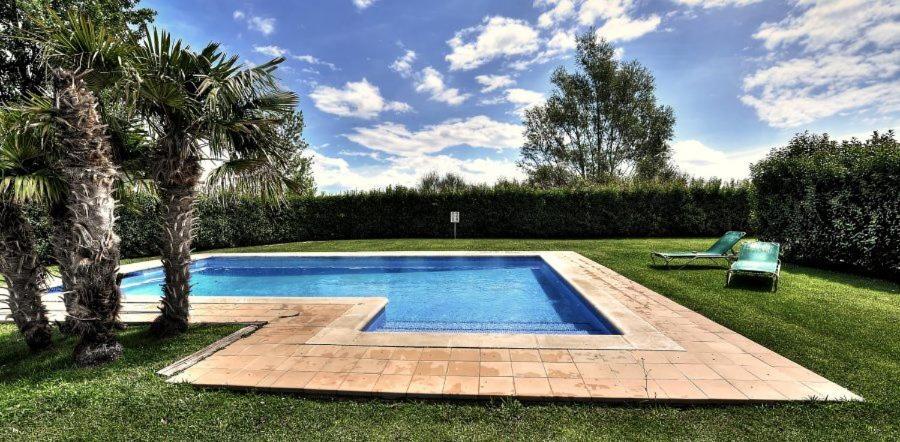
[650, 251, 737, 269]
[724, 242, 782, 292]
[650, 231, 746, 269]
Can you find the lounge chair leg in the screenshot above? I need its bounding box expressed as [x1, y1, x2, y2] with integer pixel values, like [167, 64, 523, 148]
[725, 271, 731, 287]
[772, 276, 778, 292]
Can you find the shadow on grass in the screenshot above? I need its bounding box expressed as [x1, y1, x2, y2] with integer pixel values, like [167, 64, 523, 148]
[647, 264, 729, 271]
[784, 264, 899, 293]
[725, 275, 778, 292]
[0, 324, 239, 385]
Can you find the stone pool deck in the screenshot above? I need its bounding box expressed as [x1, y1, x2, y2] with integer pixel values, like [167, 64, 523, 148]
[4, 251, 861, 402]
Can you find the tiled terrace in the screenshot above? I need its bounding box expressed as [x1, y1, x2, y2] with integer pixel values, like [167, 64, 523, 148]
[6, 252, 861, 402]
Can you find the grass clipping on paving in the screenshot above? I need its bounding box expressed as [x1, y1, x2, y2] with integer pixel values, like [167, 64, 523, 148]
[1, 238, 898, 440]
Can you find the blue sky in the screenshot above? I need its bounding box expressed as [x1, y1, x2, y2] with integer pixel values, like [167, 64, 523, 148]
[142, 0, 899, 192]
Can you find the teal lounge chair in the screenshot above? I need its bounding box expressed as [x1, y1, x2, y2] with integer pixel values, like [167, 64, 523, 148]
[651, 231, 746, 268]
[726, 241, 781, 292]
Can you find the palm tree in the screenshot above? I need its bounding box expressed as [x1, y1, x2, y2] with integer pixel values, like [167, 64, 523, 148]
[0, 116, 63, 351]
[26, 14, 131, 364]
[127, 30, 298, 336]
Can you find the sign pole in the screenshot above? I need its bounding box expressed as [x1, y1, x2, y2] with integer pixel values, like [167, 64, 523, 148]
[450, 211, 459, 239]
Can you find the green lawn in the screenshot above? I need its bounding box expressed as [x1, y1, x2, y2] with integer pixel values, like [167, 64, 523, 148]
[1, 238, 897, 441]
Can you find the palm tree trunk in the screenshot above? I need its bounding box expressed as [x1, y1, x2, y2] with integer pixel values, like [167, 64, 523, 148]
[48, 201, 78, 334]
[52, 69, 123, 366]
[0, 200, 53, 351]
[149, 141, 202, 338]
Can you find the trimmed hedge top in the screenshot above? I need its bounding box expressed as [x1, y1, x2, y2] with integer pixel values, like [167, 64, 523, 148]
[111, 181, 752, 259]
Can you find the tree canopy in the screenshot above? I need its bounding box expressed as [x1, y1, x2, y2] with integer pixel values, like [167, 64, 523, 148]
[0, 0, 154, 104]
[518, 30, 676, 186]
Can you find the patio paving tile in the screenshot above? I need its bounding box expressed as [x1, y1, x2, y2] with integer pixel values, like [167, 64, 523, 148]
[447, 361, 480, 377]
[382, 360, 417, 375]
[340, 373, 380, 392]
[508, 349, 542, 362]
[407, 375, 446, 396]
[543, 363, 580, 379]
[548, 378, 590, 397]
[539, 349, 573, 362]
[415, 361, 449, 376]
[363, 347, 395, 360]
[268, 371, 315, 389]
[643, 363, 687, 380]
[692, 379, 747, 399]
[449, 348, 480, 361]
[374, 375, 412, 395]
[728, 380, 786, 400]
[674, 364, 723, 380]
[514, 377, 553, 398]
[351, 359, 389, 374]
[478, 377, 515, 396]
[709, 364, 758, 381]
[229, 369, 275, 387]
[511, 362, 547, 378]
[655, 379, 707, 399]
[141, 252, 861, 403]
[420, 348, 452, 361]
[442, 376, 479, 396]
[479, 362, 513, 377]
[480, 349, 510, 362]
[306, 372, 348, 392]
[766, 380, 819, 399]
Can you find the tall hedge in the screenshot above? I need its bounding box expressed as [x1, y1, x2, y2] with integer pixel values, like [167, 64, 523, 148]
[108, 180, 751, 258]
[751, 132, 899, 279]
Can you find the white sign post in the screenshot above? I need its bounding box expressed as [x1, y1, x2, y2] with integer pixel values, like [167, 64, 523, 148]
[450, 211, 460, 239]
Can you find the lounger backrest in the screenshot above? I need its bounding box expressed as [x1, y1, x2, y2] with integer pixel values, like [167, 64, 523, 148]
[737, 242, 780, 263]
[705, 231, 747, 255]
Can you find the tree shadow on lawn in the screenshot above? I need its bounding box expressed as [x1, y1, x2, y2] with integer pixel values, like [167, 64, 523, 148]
[0, 324, 238, 385]
[647, 264, 729, 271]
[782, 264, 899, 294]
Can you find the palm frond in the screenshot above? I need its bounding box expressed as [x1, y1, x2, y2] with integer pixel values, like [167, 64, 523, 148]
[33, 13, 130, 89]
[204, 156, 298, 203]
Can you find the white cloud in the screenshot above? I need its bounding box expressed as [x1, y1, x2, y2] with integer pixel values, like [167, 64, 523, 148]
[253, 46, 337, 69]
[232, 10, 245, 20]
[414, 67, 470, 105]
[353, 0, 377, 10]
[546, 29, 577, 52]
[672, 140, 768, 180]
[446, 16, 541, 71]
[537, 0, 576, 28]
[309, 79, 411, 119]
[311, 150, 525, 192]
[596, 15, 661, 42]
[672, 0, 763, 8]
[390, 50, 417, 77]
[345, 116, 524, 156]
[253, 45, 287, 57]
[753, 0, 898, 51]
[475, 74, 516, 93]
[577, 0, 631, 25]
[503, 88, 545, 116]
[247, 16, 276, 35]
[742, 0, 900, 127]
[293, 54, 338, 70]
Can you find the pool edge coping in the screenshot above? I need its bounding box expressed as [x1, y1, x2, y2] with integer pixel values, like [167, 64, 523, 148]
[105, 251, 683, 351]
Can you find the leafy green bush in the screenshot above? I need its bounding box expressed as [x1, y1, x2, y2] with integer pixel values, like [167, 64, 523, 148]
[751, 131, 899, 279]
[109, 180, 750, 257]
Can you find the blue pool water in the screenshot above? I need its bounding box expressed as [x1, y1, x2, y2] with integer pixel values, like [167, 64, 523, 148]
[117, 256, 618, 335]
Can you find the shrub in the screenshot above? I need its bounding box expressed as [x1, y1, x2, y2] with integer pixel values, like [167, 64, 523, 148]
[751, 131, 899, 279]
[108, 180, 751, 258]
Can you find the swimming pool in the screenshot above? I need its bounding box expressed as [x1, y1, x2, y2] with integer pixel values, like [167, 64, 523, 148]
[117, 256, 619, 335]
